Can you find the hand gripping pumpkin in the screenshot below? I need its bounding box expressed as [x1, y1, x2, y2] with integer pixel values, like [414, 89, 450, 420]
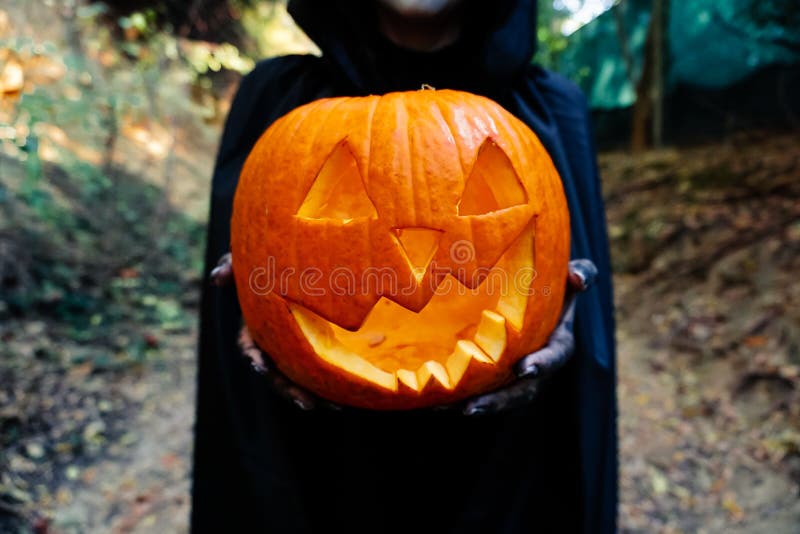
[231, 89, 570, 410]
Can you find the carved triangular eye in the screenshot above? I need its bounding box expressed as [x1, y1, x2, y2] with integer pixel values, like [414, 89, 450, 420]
[297, 141, 377, 220]
[458, 139, 527, 216]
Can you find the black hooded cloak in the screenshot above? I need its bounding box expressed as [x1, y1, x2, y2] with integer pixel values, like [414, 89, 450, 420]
[191, 1, 617, 532]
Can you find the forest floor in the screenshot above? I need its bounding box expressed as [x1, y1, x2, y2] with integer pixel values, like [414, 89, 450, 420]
[604, 133, 800, 533]
[2, 2, 800, 533]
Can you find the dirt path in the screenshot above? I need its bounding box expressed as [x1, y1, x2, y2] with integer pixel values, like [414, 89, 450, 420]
[0, 3, 214, 530]
[618, 327, 800, 532]
[608, 134, 800, 533]
[50, 336, 195, 534]
[4, 134, 799, 533]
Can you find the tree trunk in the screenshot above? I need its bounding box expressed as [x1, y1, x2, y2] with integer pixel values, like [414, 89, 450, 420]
[631, 14, 653, 152]
[631, 0, 668, 152]
[652, 0, 665, 148]
[613, 1, 636, 86]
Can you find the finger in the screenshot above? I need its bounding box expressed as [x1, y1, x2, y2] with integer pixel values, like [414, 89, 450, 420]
[463, 377, 541, 416]
[567, 258, 597, 292]
[515, 309, 575, 378]
[238, 324, 265, 369]
[547, 280, 578, 336]
[250, 357, 317, 411]
[318, 400, 345, 411]
[556, 259, 593, 326]
[269, 372, 317, 411]
[429, 401, 461, 414]
[210, 253, 233, 286]
[238, 324, 317, 410]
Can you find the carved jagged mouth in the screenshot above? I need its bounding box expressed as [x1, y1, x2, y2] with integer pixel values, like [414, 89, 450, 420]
[288, 223, 534, 393]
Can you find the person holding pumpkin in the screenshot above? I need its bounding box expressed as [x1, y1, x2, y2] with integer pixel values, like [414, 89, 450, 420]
[192, 1, 617, 533]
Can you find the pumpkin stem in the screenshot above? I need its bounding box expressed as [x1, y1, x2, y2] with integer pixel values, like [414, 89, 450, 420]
[420, 84, 436, 91]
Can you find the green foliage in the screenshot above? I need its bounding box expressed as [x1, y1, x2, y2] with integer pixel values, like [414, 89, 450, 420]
[533, 0, 574, 69]
[726, 0, 800, 51]
[744, 0, 800, 33]
[0, 2, 213, 361]
[182, 41, 255, 76]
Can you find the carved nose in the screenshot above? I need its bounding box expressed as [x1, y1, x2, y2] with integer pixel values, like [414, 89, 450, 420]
[393, 227, 443, 278]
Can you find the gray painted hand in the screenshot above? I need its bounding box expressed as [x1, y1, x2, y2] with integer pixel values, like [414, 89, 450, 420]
[461, 258, 598, 416]
[210, 252, 338, 411]
[211, 253, 597, 415]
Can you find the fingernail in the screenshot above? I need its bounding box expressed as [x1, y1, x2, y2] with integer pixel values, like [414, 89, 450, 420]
[518, 364, 540, 378]
[570, 260, 597, 290]
[294, 399, 312, 410]
[209, 267, 227, 285]
[568, 271, 587, 292]
[575, 270, 587, 289]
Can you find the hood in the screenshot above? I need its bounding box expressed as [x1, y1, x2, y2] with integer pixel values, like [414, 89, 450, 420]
[287, 0, 538, 97]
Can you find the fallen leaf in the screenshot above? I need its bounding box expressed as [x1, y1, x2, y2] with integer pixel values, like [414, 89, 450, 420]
[160, 452, 180, 469]
[743, 335, 767, 348]
[25, 442, 45, 459]
[722, 492, 744, 521]
[55, 488, 72, 505]
[0, 55, 24, 95]
[651, 469, 669, 495]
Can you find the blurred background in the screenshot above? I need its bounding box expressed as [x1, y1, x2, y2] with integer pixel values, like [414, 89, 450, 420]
[0, 0, 798, 532]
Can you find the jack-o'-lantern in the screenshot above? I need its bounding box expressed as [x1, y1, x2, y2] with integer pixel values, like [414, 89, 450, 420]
[231, 88, 570, 410]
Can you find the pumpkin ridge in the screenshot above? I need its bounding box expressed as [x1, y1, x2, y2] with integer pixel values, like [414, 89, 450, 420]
[418, 102, 434, 223]
[400, 96, 417, 225]
[363, 95, 380, 191]
[429, 97, 465, 178]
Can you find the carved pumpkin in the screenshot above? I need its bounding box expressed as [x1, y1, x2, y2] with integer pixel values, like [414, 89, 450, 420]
[231, 89, 570, 410]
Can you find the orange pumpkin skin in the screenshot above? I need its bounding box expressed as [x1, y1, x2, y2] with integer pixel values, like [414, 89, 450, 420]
[231, 89, 570, 410]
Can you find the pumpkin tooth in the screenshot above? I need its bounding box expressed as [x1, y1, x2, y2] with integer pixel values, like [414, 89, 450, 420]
[445, 352, 469, 384]
[474, 310, 507, 362]
[416, 361, 452, 391]
[396, 369, 420, 391]
[445, 340, 492, 384]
